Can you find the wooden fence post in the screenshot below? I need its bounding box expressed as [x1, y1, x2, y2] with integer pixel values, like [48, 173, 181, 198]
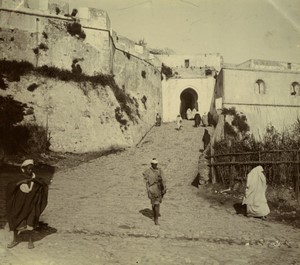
[230, 155, 236, 187]
[296, 151, 299, 200]
[211, 135, 216, 184]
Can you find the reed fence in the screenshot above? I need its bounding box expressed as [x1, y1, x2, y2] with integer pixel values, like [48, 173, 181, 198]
[207, 150, 300, 199]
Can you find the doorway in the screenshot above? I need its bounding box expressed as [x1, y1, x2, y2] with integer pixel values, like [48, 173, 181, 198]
[180, 88, 198, 119]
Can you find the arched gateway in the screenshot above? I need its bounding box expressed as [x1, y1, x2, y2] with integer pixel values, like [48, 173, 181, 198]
[161, 78, 215, 122]
[180, 88, 198, 119]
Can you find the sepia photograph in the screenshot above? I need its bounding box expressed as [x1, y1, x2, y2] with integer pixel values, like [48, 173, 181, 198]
[0, 0, 300, 264]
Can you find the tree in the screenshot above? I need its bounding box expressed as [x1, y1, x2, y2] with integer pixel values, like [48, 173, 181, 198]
[0, 96, 27, 152]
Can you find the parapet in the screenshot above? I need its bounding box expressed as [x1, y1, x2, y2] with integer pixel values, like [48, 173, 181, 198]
[68, 6, 111, 31]
[237, 59, 300, 72]
[25, 0, 48, 10]
[0, 0, 25, 9]
[48, 0, 69, 16]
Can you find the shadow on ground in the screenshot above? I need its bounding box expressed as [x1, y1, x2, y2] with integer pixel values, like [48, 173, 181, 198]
[11, 221, 57, 245]
[139, 208, 153, 220]
[197, 184, 300, 229]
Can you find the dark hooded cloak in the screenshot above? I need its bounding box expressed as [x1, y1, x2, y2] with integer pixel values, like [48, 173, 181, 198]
[6, 175, 48, 231]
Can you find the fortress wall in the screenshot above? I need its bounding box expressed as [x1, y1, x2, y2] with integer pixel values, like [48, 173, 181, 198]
[223, 104, 300, 139]
[0, 6, 162, 152]
[0, 9, 112, 75]
[113, 49, 162, 144]
[0, 74, 132, 153]
[223, 68, 300, 106]
[156, 54, 223, 71]
[213, 68, 300, 139]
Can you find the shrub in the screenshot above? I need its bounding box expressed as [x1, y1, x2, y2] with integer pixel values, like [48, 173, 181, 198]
[0, 60, 139, 123]
[224, 122, 237, 137]
[0, 96, 27, 153]
[71, 8, 78, 17]
[0, 60, 33, 83]
[38, 43, 49, 51]
[24, 124, 51, 154]
[66, 22, 86, 40]
[33, 47, 39, 54]
[71, 63, 82, 75]
[222, 107, 236, 116]
[141, 70, 146, 79]
[0, 60, 33, 77]
[115, 107, 127, 125]
[141, 95, 147, 109]
[55, 7, 60, 15]
[232, 113, 249, 133]
[42, 31, 48, 39]
[213, 119, 300, 190]
[124, 52, 130, 60]
[27, 83, 39, 92]
[161, 63, 173, 80]
[208, 112, 217, 127]
[222, 107, 249, 136]
[205, 69, 212, 76]
[0, 76, 8, 90]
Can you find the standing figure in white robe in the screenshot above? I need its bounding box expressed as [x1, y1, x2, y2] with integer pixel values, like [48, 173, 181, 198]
[242, 166, 270, 219]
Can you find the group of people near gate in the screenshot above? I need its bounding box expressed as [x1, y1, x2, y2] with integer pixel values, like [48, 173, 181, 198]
[5, 143, 269, 248]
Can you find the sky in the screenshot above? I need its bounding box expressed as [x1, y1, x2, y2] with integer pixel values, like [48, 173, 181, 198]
[71, 0, 300, 64]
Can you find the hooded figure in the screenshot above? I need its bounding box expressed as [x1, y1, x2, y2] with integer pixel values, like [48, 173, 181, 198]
[194, 112, 201, 127]
[155, 113, 162, 126]
[176, 114, 183, 130]
[186, 108, 193, 120]
[242, 166, 270, 218]
[6, 159, 48, 249]
[202, 129, 210, 150]
[202, 112, 208, 127]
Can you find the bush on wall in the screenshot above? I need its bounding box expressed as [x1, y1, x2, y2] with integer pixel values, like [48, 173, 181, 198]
[222, 107, 249, 138]
[66, 21, 86, 40]
[0, 95, 26, 153]
[161, 63, 173, 80]
[0, 60, 140, 125]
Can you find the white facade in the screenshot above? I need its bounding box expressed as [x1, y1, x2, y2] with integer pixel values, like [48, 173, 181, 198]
[162, 77, 215, 122]
[214, 67, 300, 138]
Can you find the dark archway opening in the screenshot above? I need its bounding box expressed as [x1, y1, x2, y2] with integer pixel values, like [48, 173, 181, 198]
[180, 88, 198, 119]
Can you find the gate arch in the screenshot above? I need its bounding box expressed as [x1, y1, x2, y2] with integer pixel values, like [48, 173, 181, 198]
[180, 88, 198, 119]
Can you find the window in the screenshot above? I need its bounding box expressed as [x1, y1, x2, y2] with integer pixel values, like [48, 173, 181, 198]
[254, 79, 266, 94]
[184, 59, 189, 68]
[291, 82, 300, 96]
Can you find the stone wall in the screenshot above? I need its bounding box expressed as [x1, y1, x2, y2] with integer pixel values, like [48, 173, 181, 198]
[113, 49, 162, 141]
[215, 68, 300, 138]
[0, 74, 133, 153]
[0, 5, 162, 153]
[222, 68, 300, 106]
[238, 59, 300, 72]
[0, 9, 112, 75]
[156, 53, 223, 71]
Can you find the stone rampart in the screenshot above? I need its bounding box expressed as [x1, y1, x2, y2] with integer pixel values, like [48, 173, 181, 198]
[0, 9, 112, 75]
[0, 4, 162, 152]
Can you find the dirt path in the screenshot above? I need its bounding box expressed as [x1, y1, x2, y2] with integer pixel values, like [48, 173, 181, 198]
[1, 120, 299, 265]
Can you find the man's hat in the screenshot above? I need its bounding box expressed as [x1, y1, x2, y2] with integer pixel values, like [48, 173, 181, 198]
[151, 158, 158, 164]
[21, 159, 34, 168]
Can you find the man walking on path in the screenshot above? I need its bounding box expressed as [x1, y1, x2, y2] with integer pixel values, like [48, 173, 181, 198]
[143, 158, 166, 225]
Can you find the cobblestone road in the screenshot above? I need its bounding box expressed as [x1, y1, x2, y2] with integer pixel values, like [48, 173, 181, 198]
[1, 120, 299, 264]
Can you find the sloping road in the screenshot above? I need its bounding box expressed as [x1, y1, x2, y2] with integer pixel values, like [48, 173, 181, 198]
[1, 120, 299, 265]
